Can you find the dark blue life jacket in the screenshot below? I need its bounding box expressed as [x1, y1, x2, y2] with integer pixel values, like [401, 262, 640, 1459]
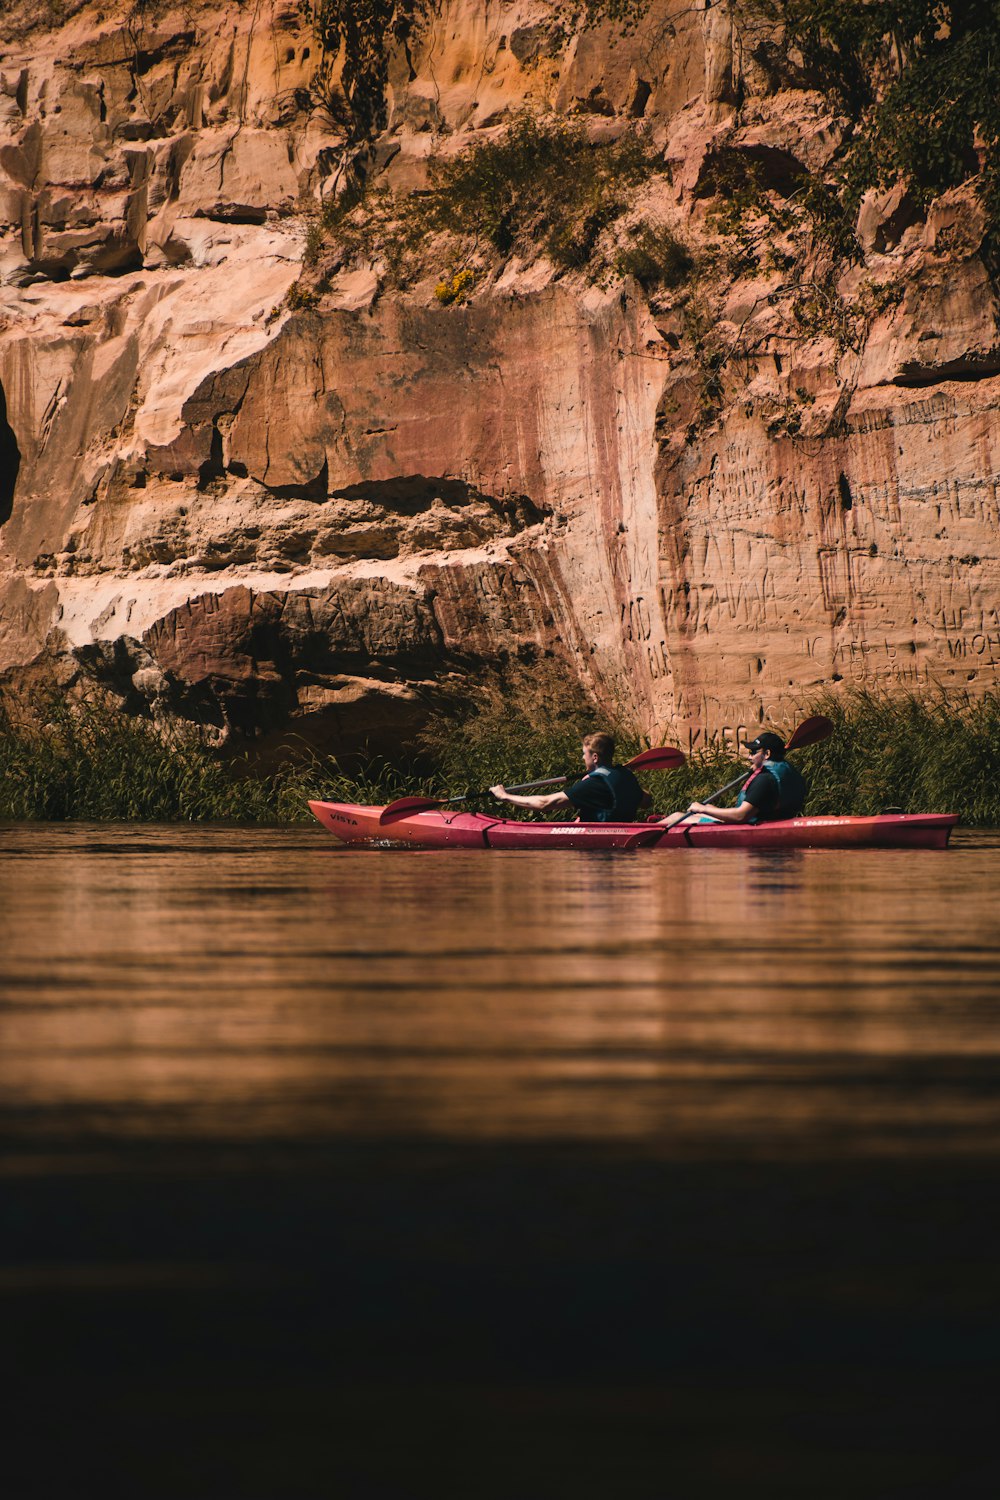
[588, 764, 644, 823]
[737, 758, 807, 823]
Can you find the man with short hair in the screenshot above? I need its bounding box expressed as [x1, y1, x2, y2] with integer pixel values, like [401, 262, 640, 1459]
[490, 732, 650, 822]
[659, 730, 807, 827]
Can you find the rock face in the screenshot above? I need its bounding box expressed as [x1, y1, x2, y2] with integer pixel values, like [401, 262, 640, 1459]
[2, 0, 999, 757]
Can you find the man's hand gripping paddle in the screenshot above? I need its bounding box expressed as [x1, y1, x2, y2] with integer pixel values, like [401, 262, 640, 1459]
[670, 714, 834, 826]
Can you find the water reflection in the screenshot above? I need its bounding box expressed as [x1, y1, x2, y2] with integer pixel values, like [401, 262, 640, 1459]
[2, 824, 999, 1160]
[5, 824, 1000, 1497]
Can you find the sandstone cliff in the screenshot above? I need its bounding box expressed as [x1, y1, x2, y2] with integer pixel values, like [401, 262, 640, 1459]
[1, 0, 998, 758]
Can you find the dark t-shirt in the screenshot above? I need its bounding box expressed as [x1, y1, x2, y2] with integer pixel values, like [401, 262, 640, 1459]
[566, 766, 643, 822]
[566, 773, 615, 820]
[742, 768, 781, 817]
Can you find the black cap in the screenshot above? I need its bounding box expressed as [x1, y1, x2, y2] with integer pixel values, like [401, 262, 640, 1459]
[744, 731, 786, 758]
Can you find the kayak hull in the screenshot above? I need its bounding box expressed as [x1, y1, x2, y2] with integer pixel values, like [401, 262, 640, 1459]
[308, 800, 493, 847]
[659, 813, 958, 849]
[308, 802, 959, 851]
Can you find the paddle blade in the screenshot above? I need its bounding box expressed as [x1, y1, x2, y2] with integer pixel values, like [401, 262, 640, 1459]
[379, 796, 443, 824]
[626, 745, 686, 771]
[785, 715, 834, 751]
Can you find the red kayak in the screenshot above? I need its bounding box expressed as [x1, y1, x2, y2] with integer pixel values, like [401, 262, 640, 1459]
[308, 801, 959, 850]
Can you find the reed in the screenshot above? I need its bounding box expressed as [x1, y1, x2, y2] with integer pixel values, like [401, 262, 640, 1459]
[2, 687, 999, 825]
[0, 694, 305, 823]
[0, 690, 443, 823]
[654, 691, 1000, 824]
[797, 690, 1000, 823]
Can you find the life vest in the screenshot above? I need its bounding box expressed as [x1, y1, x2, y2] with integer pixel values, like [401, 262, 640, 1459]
[736, 758, 807, 823]
[587, 764, 644, 823]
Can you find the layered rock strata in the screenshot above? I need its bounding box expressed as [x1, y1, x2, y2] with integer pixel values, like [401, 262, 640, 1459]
[1, 0, 998, 757]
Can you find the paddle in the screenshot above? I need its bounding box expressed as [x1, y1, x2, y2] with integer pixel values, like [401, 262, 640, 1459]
[672, 714, 834, 823]
[378, 745, 687, 825]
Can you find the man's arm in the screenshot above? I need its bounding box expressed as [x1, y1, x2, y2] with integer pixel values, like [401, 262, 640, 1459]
[489, 786, 572, 812]
[684, 768, 778, 824]
[682, 798, 755, 824]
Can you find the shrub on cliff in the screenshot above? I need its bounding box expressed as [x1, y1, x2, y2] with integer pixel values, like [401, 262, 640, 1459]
[733, 1, 1000, 237]
[615, 223, 694, 290]
[318, 114, 670, 287]
[425, 114, 657, 268]
[307, 0, 431, 142]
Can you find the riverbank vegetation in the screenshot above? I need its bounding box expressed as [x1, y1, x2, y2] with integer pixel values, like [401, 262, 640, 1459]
[797, 691, 1000, 825]
[420, 684, 1000, 829]
[2, 688, 1000, 826]
[0, 694, 307, 823]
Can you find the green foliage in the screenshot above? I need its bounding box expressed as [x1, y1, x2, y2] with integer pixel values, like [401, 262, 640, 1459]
[846, 23, 992, 217]
[3, 686, 1000, 825]
[678, 294, 727, 431]
[305, 753, 435, 810]
[735, 1, 1000, 232]
[303, 218, 325, 267]
[706, 157, 797, 239]
[614, 222, 694, 289]
[630, 691, 1000, 825]
[691, 156, 906, 412]
[702, 154, 814, 283]
[3, 0, 91, 37]
[802, 690, 1000, 824]
[319, 182, 423, 283]
[307, 0, 428, 143]
[416, 675, 629, 808]
[320, 176, 367, 233]
[318, 114, 664, 285]
[787, 280, 854, 352]
[792, 173, 861, 262]
[0, 693, 310, 822]
[424, 114, 658, 268]
[286, 280, 321, 310]
[555, 0, 653, 34]
[639, 743, 742, 815]
[755, 388, 814, 437]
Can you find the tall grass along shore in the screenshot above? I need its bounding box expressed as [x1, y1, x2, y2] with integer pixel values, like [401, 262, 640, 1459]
[1, 689, 998, 826]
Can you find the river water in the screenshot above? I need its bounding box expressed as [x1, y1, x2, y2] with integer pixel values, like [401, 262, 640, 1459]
[4, 823, 1000, 1497]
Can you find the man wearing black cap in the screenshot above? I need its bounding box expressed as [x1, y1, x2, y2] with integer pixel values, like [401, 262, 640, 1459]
[659, 730, 807, 826]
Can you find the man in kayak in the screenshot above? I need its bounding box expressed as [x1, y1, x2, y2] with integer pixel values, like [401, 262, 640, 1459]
[659, 731, 807, 827]
[490, 733, 650, 822]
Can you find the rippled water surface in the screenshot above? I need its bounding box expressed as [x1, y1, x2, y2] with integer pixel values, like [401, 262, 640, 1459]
[4, 823, 1000, 1497]
[4, 823, 1000, 1157]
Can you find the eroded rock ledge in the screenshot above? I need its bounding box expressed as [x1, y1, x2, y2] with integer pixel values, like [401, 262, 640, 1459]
[2, 0, 999, 757]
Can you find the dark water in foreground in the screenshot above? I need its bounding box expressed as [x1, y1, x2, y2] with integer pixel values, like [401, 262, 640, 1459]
[3, 824, 1000, 1497]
